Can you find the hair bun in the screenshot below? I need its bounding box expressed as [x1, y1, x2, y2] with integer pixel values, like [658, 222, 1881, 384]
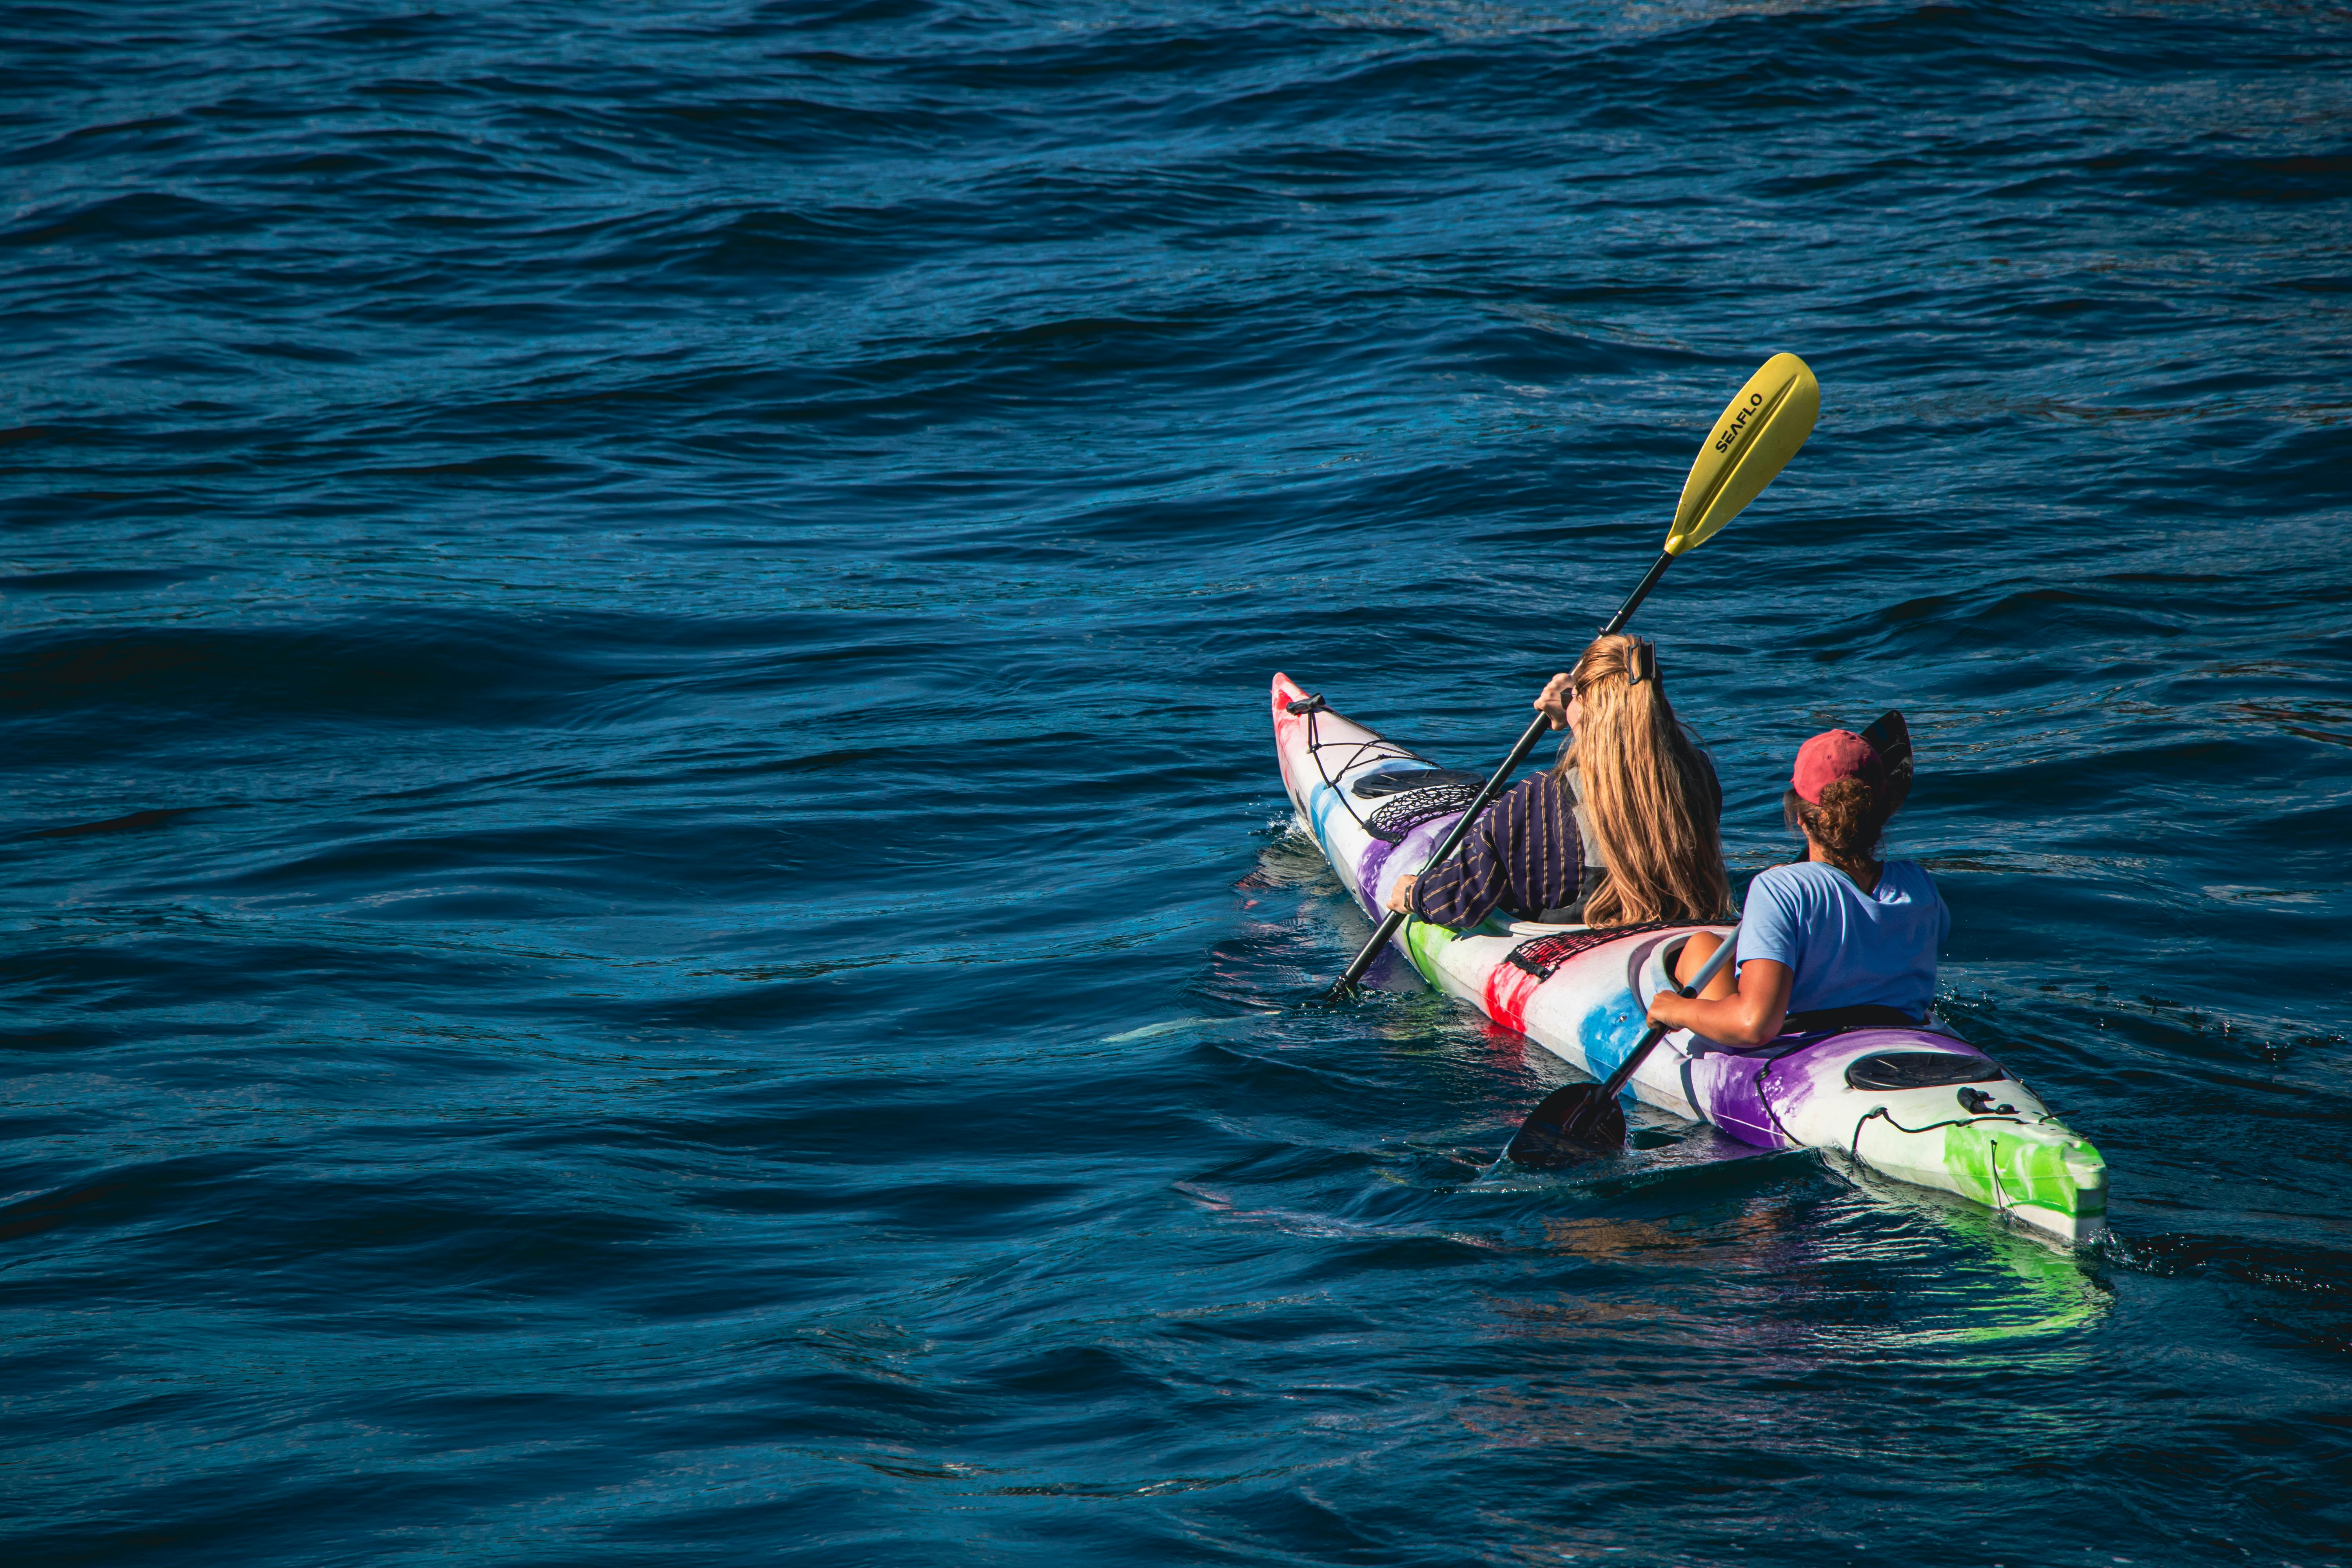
[1791, 776, 1887, 881]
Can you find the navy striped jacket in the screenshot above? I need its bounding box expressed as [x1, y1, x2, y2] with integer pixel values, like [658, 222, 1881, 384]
[1407, 760, 1719, 929]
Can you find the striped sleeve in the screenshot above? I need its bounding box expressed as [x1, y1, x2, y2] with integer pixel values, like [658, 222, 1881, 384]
[1407, 775, 1582, 929]
[1517, 772, 1583, 916]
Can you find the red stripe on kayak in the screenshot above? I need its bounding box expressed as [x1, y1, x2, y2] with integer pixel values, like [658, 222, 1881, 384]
[1485, 957, 1539, 1036]
[1271, 673, 1304, 793]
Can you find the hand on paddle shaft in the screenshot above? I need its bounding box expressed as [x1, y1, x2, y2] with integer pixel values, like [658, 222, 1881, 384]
[1504, 933, 1743, 1167]
[1325, 352, 1821, 1000]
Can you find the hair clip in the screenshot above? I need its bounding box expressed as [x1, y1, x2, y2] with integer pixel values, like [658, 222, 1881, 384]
[1626, 639, 1656, 686]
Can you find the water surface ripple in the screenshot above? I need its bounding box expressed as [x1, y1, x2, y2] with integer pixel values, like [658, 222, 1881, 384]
[4, 2, 2351, 1563]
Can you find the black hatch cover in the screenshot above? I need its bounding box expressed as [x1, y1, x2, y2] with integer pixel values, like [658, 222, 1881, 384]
[1351, 768, 1484, 799]
[1844, 1051, 2004, 1091]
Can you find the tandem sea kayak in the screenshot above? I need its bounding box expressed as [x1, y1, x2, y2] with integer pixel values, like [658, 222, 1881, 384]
[1270, 673, 2110, 1246]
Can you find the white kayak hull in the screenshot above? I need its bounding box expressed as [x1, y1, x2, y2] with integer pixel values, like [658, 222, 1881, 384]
[1270, 673, 2109, 1245]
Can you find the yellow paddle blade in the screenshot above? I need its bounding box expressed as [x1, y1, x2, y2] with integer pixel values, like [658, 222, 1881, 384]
[1663, 351, 1820, 556]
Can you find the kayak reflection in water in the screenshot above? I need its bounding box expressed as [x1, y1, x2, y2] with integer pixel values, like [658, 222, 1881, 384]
[1383, 633, 1731, 953]
[1648, 722, 1950, 1045]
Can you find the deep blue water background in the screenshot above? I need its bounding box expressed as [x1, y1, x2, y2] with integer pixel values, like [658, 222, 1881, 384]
[6, 2, 2352, 1563]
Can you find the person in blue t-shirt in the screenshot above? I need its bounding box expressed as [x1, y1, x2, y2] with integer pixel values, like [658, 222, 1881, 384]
[1648, 719, 1948, 1046]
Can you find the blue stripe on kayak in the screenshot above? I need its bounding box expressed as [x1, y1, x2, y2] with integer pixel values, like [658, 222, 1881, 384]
[1307, 780, 1343, 858]
[1575, 991, 1648, 1097]
[1306, 780, 1377, 910]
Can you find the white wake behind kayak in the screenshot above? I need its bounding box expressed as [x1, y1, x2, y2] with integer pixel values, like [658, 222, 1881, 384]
[1270, 673, 2109, 1245]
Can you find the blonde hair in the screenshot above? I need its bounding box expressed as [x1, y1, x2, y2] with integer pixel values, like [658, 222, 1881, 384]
[1553, 635, 1731, 926]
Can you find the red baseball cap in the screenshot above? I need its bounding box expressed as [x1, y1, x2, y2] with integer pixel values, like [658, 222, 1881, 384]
[1792, 729, 1886, 804]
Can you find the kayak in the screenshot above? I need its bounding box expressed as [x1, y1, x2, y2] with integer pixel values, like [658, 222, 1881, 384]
[1269, 673, 2110, 1246]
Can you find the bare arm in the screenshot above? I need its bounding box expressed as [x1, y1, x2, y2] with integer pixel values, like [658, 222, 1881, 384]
[1669, 930, 1739, 998]
[1649, 948, 1792, 1047]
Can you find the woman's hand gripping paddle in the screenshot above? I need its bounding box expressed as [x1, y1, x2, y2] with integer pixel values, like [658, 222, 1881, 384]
[1503, 932, 1742, 1166]
[1325, 352, 1820, 999]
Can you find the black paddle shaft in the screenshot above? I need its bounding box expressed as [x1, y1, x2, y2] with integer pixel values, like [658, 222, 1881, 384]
[1600, 551, 1674, 640]
[1326, 551, 1676, 999]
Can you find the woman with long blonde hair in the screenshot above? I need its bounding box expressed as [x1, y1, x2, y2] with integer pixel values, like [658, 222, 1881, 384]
[1386, 634, 1731, 932]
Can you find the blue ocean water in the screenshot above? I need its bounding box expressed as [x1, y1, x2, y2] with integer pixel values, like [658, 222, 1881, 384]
[5, 1, 2351, 1562]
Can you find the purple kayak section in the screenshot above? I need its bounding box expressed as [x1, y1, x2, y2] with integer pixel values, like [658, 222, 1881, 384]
[1683, 1029, 1995, 1150]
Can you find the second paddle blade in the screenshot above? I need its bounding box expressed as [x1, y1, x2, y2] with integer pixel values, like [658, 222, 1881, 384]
[1503, 1082, 1629, 1168]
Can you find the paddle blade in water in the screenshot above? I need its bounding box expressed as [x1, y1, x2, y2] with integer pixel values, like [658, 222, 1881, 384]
[1664, 352, 1820, 556]
[1503, 1082, 1628, 1167]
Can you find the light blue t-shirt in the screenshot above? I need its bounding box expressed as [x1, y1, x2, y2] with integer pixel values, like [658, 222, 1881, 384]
[1736, 859, 1949, 1020]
